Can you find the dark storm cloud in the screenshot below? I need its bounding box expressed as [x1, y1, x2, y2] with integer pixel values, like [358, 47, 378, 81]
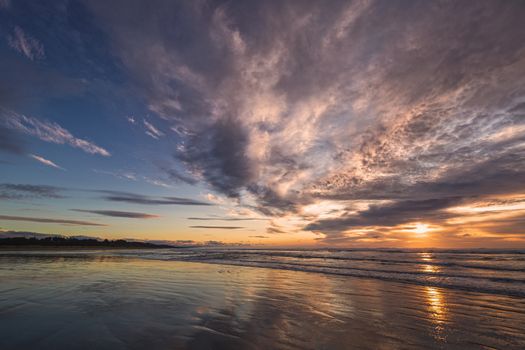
[97, 190, 212, 206]
[71, 209, 159, 219]
[83, 1, 525, 242]
[176, 118, 253, 198]
[0, 183, 64, 199]
[0, 215, 105, 226]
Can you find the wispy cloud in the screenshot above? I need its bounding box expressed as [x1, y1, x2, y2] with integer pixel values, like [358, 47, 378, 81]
[0, 215, 105, 226]
[189, 225, 244, 229]
[7, 26, 45, 60]
[71, 209, 159, 219]
[2, 109, 110, 156]
[266, 227, 285, 234]
[92, 169, 173, 188]
[97, 190, 212, 206]
[143, 119, 164, 139]
[29, 154, 64, 170]
[163, 167, 197, 185]
[143, 177, 172, 188]
[187, 217, 265, 221]
[0, 183, 64, 199]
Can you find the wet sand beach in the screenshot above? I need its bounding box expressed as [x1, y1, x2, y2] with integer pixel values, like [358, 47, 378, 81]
[1, 249, 525, 349]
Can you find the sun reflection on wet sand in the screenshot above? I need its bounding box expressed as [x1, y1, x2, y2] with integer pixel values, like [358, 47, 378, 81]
[418, 252, 448, 341]
[424, 286, 448, 341]
[2, 253, 525, 349]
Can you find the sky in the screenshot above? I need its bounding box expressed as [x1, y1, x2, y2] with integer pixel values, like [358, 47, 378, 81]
[1, 0, 525, 248]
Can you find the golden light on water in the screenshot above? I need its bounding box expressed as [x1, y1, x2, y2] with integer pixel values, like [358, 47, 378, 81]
[423, 264, 439, 273]
[425, 286, 447, 324]
[424, 286, 448, 342]
[419, 252, 448, 341]
[419, 252, 432, 260]
[418, 253, 440, 273]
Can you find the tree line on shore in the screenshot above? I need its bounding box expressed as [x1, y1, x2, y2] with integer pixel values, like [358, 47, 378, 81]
[0, 236, 173, 248]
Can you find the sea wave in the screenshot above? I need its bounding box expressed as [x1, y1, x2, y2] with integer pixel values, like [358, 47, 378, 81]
[3, 248, 525, 297]
[187, 258, 525, 297]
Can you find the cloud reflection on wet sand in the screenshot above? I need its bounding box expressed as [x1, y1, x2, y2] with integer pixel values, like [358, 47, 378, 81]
[0, 254, 524, 349]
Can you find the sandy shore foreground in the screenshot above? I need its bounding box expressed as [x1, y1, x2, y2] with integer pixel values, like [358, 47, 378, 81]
[1, 252, 524, 349]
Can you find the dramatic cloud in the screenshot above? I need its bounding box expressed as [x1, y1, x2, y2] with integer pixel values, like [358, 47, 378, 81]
[0, 215, 105, 226]
[86, 0, 525, 244]
[29, 154, 64, 170]
[97, 190, 212, 206]
[2, 1, 524, 246]
[7, 26, 45, 60]
[71, 209, 159, 219]
[0, 183, 64, 199]
[305, 198, 461, 233]
[1, 109, 110, 156]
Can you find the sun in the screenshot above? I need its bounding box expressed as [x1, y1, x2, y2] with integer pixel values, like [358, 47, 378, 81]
[413, 223, 430, 235]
